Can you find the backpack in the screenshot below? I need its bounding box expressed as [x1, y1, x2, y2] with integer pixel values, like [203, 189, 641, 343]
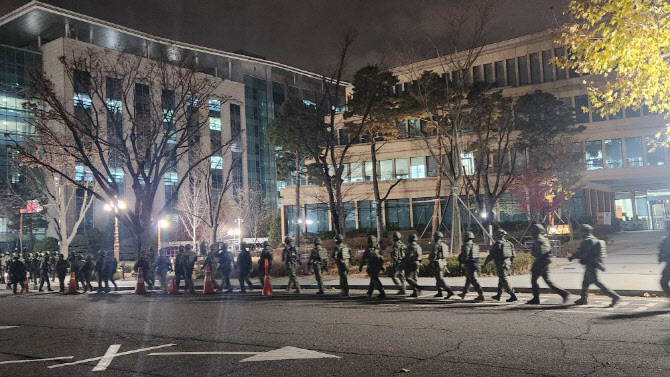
[501, 240, 515, 259]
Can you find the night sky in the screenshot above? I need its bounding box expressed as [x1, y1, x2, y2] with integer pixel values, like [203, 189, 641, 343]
[2, 0, 568, 77]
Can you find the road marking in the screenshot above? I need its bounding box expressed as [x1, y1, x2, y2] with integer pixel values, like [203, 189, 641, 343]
[150, 352, 260, 356]
[92, 344, 121, 372]
[0, 356, 74, 365]
[150, 347, 339, 363]
[48, 343, 175, 371]
[0, 326, 18, 330]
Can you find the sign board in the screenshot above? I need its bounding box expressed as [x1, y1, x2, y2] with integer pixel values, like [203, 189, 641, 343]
[596, 212, 612, 225]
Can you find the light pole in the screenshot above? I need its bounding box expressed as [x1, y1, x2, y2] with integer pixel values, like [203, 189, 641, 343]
[104, 197, 126, 262]
[227, 227, 240, 252]
[157, 219, 169, 251]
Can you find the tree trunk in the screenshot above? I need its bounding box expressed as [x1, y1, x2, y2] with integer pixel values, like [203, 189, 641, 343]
[294, 157, 302, 246]
[370, 142, 384, 241]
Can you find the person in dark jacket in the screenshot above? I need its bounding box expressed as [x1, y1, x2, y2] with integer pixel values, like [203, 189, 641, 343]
[9, 255, 27, 294]
[38, 254, 53, 292]
[236, 243, 254, 293]
[154, 248, 173, 293]
[359, 235, 386, 299]
[55, 254, 70, 293]
[217, 244, 235, 293]
[95, 250, 106, 293]
[570, 224, 619, 307]
[458, 232, 484, 302]
[80, 255, 95, 292]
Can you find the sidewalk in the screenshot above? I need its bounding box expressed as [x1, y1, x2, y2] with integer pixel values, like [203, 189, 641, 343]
[8, 231, 665, 296]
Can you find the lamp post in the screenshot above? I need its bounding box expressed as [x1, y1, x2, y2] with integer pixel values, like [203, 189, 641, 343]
[157, 219, 169, 251]
[227, 227, 240, 252]
[104, 197, 126, 262]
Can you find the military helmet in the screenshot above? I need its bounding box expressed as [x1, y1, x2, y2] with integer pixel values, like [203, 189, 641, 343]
[408, 234, 417, 243]
[221, 243, 228, 251]
[433, 231, 444, 239]
[334, 234, 344, 242]
[263, 240, 269, 247]
[314, 238, 322, 245]
[58, 254, 64, 259]
[86, 255, 93, 261]
[496, 229, 508, 236]
[13, 255, 19, 260]
[531, 224, 546, 234]
[464, 231, 475, 240]
[284, 236, 293, 244]
[367, 235, 377, 243]
[393, 231, 402, 240]
[580, 224, 594, 233]
[178, 245, 185, 252]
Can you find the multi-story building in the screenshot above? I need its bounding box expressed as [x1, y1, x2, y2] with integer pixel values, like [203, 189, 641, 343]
[0, 1, 327, 255]
[280, 30, 670, 239]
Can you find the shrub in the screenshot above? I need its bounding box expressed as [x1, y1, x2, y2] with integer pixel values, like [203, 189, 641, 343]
[33, 237, 59, 254]
[267, 211, 282, 248]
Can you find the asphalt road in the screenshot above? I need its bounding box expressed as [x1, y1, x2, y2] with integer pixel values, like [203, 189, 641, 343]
[1, 289, 670, 376]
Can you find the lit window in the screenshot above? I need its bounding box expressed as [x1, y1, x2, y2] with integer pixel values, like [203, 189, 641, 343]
[410, 157, 425, 179]
[211, 156, 223, 170]
[75, 165, 94, 181]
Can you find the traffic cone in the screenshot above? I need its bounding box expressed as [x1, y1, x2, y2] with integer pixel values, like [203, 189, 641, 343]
[202, 266, 215, 294]
[66, 272, 78, 294]
[262, 259, 272, 296]
[168, 278, 177, 295]
[134, 267, 147, 294]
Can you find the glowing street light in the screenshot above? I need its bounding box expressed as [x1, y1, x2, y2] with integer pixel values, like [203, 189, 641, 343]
[157, 219, 169, 251]
[104, 197, 126, 261]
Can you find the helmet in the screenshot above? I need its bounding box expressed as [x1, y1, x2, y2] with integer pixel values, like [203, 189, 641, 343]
[464, 231, 475, 240]
[86, 255, 93, 261]
[178, 245, 184, 252]
[58, 254, 64, 259]
[263, 241, 269, 247]
[496, 229, 508, 236]
[393, 232, 402, 241]
[284, 236, 293, 244]
[185, 244, 192, 250]
[433, 231, 444, 239]
[313, 238, 322, 245]
[408, 234, 417, 243]
[367, 235, 377, 243]
[335, 234, 344, 242]
[580, 224, 594, 233]
[531, 224, 546, 234]
[221, 243, 228, 251]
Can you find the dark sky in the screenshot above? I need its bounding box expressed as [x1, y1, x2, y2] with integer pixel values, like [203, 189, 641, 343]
[1, 0, 568, 76]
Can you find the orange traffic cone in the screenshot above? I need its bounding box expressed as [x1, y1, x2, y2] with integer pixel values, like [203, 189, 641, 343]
[262, 259, 272, 296]
[202, 266, 215, 294]
[66, 272, 78, 294]
[168, 278, 177, 295]
[134, 267, 147, 294]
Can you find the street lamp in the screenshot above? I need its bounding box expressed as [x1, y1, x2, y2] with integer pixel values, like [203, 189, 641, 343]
[104, 197, 126, 262]
[157, 219, 169, 251]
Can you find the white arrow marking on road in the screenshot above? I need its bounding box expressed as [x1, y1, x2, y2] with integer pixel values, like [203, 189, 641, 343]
[0, 356, 74, 365]
[149, 346, 340, 363]
[0, 326, 18, 330]
[240, 346, 339, 362]
[92, 344, 121, 372]
[48, 343, 175, 371]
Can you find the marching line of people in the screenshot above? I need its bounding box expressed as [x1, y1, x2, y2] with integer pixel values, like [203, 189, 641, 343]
[10, 222, 670, 307]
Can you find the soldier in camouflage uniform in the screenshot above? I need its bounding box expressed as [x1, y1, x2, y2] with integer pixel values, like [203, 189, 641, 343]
[403, 234, 423, 297]
[332, 234, 351, 296]
[31, 253, 40, 285]
[527, 224, 569, 304]
[38, 253, 53, 292]
[307, 238, 328, 294]
[428, 231, 455, 299]
[389, 232, 406, 295]
[258, 241, 274, 288]
[359, 235, 386, 299]
[282, 236, 302, 293]
[659, 221, 670, 298]
[202, 244, 220, 290]
[183, 244, 197, 294]
[458, 232, 485, 302]
[218, 243, 235, 293]
[484, 229, 517, 302]
[570, 224, 619, 307]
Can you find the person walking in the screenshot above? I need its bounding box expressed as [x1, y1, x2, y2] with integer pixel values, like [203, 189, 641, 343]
[95, 250, 106, 293]
[154, 248, 173, 293]
[9, 255, 27, 294]
[55, 254, 69, 293]
[236, 244, 254, 293]
[659, 221, 670, 298]
[458, 232, 485, 302]
[359, 235, 386, 299]
[428, 232, 455, 299]
[258, 241, 274, 289]
[527, 224, 569, 305]
[390, 232, 407, 295]
[570, 224, 620, 307]
[484, 229, 517, 302]
[404, 234, 423, 297]
[282, 237, 302, 293]
[332, 234, 351, 296]
[307, 238, 328, 294]
[174, 246, 185, 292]
[217, 244, 235, 293]
[38, 253, 53, 292]
[183, 245, 197, 294]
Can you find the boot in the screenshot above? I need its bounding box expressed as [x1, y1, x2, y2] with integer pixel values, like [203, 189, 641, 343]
[574, 297, 588, 305]
[474, 293, 485, 302]
[434, 291, 444, 298]
[366, 290, 373, 298]
[409, 291, 419, 297]
[378, 292, 387, 299]
[609, 296, 620, 308]
[561, 292, 571, 304]
[458, 292, 467, 299]
[506, 293, 518, 302]
[491, 294, 501, 301]
[444, 290, 454, 300]
[526, 297, 540, 305]
[398, 289, 406, 295]
[317, 290, 324, 295]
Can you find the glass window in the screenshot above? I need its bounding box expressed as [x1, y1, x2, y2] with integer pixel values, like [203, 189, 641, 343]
[410, 157, 425, 179]
[380, 159, 393, 180]
[646, 136, 665, 166]
[541, 50, 554, 82]
[427, 156, 437, 177]
[341, 163, 350, 183]
[461, 152, 475, 175]
[517, 56, 529, 86]
[574, 95, 590, 123]
[338, 129, 349, 145]
[484, 63, 494, 84]
[529, 53, 541, 84]
[385, 199, 410, 230]
[625, 137, 643, 167]
[472, 65, 483, 82]
[591, 103, 605, 122]
[585, 140, 603, 170]
[350, 162, 363, 182]
[357, 201, 376, 230]
[625, 106, 641, 118]
[412, 197, 434, 227]
[604, 139, 623, 168]
[285, 205, 296, 236]
[210, 156, 223, 169]
[395, 158, 409, 179]
[344, 202, 356, 231]
[305, 203, 329, 234]
[572, 142, 584, 168]
[506, 58, 517, 86]
[495, 61, 506, 87]
[554, 47, 567, 80]
[408, 119, 420, 137]
[364, 161, 373, 181]
[513, 149, 527, 171]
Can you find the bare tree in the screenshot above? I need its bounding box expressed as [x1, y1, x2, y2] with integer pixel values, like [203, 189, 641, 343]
[14, 47, 233, 256]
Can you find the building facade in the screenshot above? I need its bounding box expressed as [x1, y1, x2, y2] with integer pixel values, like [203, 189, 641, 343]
[0, 1, 327, 255]
[280, 30, 670, 239]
